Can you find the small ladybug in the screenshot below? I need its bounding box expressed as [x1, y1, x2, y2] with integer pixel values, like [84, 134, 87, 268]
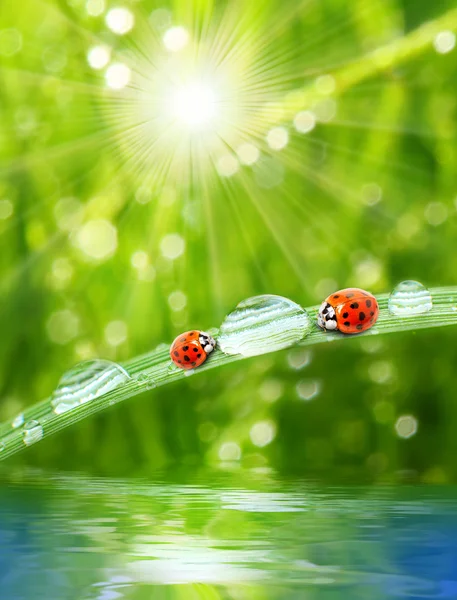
[317, 288, 379, 334]
[170, 330, 216, 370]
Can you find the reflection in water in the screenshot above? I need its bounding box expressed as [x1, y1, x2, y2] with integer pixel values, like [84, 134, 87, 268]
[0, 470, 457, 598]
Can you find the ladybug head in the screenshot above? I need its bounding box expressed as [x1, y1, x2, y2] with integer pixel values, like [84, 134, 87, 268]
[317, 302, 338, 332]
[199, 331, 216, 353]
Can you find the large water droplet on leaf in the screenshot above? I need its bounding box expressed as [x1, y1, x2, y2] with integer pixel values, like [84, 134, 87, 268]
[51, 359, 131, 415]
[218, 295, 310, 357]
[388, 280, 432, 316]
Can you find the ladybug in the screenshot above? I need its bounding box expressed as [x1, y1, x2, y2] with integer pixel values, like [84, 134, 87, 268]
[317, 288, 379, 334]
[170, 330, 216, 369]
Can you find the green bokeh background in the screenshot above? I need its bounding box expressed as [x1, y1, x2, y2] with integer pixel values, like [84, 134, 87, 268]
[1, 0, 457, 480]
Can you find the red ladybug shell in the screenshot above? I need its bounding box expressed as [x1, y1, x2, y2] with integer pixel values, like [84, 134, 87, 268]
[327, 288, 379, 334]
[320, 288, 379, 334]
[170, 330, 215, 370]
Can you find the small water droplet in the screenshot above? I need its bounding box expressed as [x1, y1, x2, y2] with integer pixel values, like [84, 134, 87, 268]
[388, 280, 432, 316]
[218, 295, 310, 357]
[22, 420, 43, 446]
[51, 359, 131, 415]
[0, 443, 5, 452]
[12, 413, 24, 429]
[136, 373, 157, 389]
[168, 361, 180, 373]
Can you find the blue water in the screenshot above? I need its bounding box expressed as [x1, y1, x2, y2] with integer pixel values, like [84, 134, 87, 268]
[0, 468, 457, 599]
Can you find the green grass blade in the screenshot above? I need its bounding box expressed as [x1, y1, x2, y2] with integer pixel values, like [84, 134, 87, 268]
[1, 286, 456, 460]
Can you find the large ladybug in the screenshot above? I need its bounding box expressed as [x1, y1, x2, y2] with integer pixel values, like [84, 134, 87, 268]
[317, 288, 379, 334]
[170, 330, 216, 369]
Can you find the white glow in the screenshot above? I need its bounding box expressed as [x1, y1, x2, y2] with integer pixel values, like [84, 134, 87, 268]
[250, 420, 276, 447]
[105, 63, 131, 89]
[266, 127, 289, 150]
[172, 83, 217, 127]
[160, 233, 185, 259]
[296, 379, 321, 401]
[237, 143, 260, 166]
[104, 320, 128, 347]
[76, 219, 118, 261]
[163, 26, 189, 52]
[87, 45, 110, 70]
[86, 0, 105, 17]
[131, 250, 149, 269]
[168, 290, 187, 312]
[218, 442, 241, 461]
[315, 74, 336, 95]
[395, 415, 418, 439]
[105, 7, 135, 35]
[433, 30, 455, 54]
[46, 310, 80, 345]
[217, 155, 239, 177]
[294, 110, 316, 134]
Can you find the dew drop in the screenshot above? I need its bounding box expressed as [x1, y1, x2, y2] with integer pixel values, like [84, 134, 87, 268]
[22, 420, 43, 446]
[167, 361, 180, 373]
[12, 413, 24, 429]
[51, 359, 131, 415]
[135, 373, 157, 389]
[388, 280, 433, 316]
[218, 295, 310, 357]
[0, 443, 5, 452]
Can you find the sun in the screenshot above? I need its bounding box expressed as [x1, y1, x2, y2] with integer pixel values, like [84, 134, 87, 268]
[170, 82, 217, 128]
[100, 3, 297, 193]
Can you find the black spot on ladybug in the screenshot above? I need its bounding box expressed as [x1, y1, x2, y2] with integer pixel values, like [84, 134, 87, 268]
[197, 353, 202, 358]
[342, 312, 349, 318]
[350, 302, 359, 309]
[333, 294, 340, 299]
[192, 362, 196, 366]
[356, 324, 363, 330]
[370, 311, 374, 316]
[184, 355, 190, 362]
[366, 299, 372, 308]
[344, 321, 350, 327]
[359, 312, 366, 321]
[189, 331, 195, 335]
[193, 348, 199, 353]
[183, 345, 189, 351]
[178, 360, 182, 363]
[346, 293, 354, 298]
[173, 351, 179, 357]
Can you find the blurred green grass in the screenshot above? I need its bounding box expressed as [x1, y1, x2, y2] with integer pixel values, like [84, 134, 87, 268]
[0, 0, 457, 480]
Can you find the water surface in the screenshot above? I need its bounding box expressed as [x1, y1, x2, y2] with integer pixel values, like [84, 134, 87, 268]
[0, 468, 456, 599]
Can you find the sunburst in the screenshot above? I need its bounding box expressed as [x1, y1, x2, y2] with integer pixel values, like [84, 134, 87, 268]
[99, 2, 300, 193]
